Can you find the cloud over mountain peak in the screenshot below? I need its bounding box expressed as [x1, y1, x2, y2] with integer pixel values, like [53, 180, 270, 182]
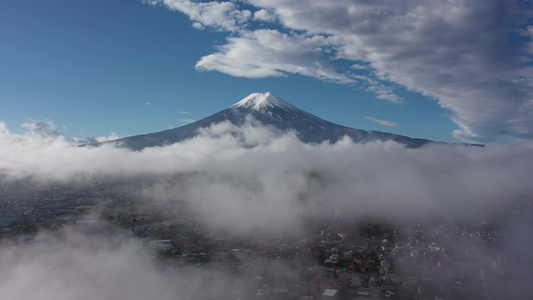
[149, 0, 533, 142]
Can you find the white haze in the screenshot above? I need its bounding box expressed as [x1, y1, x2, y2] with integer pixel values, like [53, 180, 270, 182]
[1, 120, 533, 298]
[0, 229, 251, 300]
[1, 120, 532, 224]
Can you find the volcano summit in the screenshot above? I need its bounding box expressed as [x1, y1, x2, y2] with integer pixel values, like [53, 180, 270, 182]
[106, 92, 433, 150]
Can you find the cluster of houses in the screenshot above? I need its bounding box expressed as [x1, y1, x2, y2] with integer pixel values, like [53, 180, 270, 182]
[122, 217, 502, 300]
[0, 182, 508, 299]
[0, 181, 128, 238]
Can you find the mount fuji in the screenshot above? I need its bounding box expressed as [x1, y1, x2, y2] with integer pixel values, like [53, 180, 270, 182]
[105, 92, 434, 150]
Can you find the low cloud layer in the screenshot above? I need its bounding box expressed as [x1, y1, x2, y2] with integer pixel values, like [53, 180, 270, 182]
[2, 121, 533, 298]
[0, 229, 256, 300]
[148, 0, 533, 142]
[1, 120, 533, 230]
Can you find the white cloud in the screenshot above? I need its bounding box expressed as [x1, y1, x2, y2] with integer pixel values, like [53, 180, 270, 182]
[196, 30, 356, 83]
[1, 120, 533, 225]
[0, 229, 255, 300]
[150, 0, 251, 31]
[17, 119, 120, 145]
[178, 118, 196, 123]
[364, 116, 400, 127]
[3, 121, 533, 296]
[149, 0, 533, 142]
[93, 132, 120, 143]
[253, 9, 276, 22]
[21, 119, 62, 138]
[366, 84, 405, 104]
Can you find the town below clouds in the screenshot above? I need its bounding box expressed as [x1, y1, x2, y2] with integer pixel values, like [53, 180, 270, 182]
[1, 121, 533, 298]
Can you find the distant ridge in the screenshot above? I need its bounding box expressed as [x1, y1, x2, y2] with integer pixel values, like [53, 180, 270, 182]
[101, 92, 437, 150]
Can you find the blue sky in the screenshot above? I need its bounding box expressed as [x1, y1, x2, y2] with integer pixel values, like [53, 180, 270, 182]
[1, 0, 531, 143]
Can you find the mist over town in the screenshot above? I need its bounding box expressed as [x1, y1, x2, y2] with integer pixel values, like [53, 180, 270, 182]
[2, 0, 533, 299]
[2, 116, 533, 299]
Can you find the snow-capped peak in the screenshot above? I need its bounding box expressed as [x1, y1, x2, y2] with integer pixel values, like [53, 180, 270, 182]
[231, 92, 293, 110]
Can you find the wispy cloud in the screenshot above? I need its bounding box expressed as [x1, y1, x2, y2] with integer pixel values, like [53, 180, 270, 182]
[364, 116, 401, 127]
[144, 102, 153, 105]
[366, 84, 405, 104]
[18, 119, 120, 144]
[148, 0, 252, 32]
[21, 119, 62, 138]
[92, 132, 120, 143]
[179, 118, 196, 123]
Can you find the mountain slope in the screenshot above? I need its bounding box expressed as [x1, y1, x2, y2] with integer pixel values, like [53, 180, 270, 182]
[105, 92, 433, 150]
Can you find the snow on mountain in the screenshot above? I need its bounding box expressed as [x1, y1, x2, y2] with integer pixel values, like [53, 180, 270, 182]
[231, 92, 294, 110]
[99, 92, 435, 150]
[230, 92, 319, 122]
